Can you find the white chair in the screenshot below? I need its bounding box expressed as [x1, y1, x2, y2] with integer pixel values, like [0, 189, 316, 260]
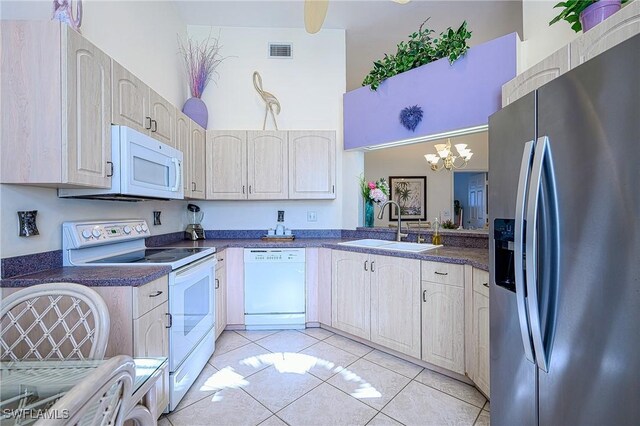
[37, 355, 137, 426]
[0, 282, 110, 361]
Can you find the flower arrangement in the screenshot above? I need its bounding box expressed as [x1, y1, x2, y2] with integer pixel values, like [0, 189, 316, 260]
[178, 33, 227, 99]
[360, 176, 390, 204]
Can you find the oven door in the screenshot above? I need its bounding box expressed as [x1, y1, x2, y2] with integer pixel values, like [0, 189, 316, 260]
[169, 256, 216, 371]
[119, 125, 184, 199]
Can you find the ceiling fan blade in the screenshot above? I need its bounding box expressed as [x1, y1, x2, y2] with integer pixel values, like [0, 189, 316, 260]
[304, 0, 329, 34]
[392, 0, 411, 4]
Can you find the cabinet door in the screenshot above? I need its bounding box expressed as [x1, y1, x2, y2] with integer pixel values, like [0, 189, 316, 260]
[63, 27, 112, 188]
[473, 289, 490, 396]
[111, 60, 150, 135]
[247, 131, 288, 200]
[149, 89, 175, 147]
[176, 111, 191, 198]
[370, 255, 421, 358]
[206, 131, 247, 200]
[502, 45, 570, 107]
[421, 281, 465, 374]
[571, 2, 640, 68]
[472, 268, 490, 395]
[331, 250, 370, 340]
[133, 302, 169, 358]
[288, 131, 336, 199]
[190, 122, 206, 199]
[215, 260, 227, 339]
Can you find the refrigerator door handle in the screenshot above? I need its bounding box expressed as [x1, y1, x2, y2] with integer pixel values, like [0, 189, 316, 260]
[514, 140, 535, 364]
[526, 135, 557, 373]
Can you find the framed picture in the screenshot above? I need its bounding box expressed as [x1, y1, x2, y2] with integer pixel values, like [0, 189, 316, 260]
[388, 176, 427, 221]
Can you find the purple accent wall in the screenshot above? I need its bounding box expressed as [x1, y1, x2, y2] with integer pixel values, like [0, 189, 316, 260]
[343, 33, 518, 150]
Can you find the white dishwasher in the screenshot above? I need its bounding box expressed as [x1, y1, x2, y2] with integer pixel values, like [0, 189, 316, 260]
[244, 248, 306, 330]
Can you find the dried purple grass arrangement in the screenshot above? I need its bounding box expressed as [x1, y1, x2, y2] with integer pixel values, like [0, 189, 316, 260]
[178, 33, 227, 98]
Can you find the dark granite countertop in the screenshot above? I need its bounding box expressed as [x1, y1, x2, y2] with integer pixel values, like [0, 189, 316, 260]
[0, 265, 172, 288]
[0, 237, 488, 289]
[161, 238, 489, 271]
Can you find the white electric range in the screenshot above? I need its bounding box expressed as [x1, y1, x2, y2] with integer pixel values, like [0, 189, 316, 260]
[62, 219, 217, 411]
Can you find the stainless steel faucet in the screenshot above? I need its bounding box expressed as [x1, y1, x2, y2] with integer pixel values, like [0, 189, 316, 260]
[377, 200, 408, 242]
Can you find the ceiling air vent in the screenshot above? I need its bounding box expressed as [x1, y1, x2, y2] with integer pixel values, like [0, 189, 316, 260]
[268, 43, 293, 59]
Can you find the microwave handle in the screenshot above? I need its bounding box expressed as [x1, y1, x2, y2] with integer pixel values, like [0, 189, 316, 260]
[171, 158, 181, 192]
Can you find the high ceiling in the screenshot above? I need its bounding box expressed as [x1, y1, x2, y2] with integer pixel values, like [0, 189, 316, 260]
[174, 0, 523, 90]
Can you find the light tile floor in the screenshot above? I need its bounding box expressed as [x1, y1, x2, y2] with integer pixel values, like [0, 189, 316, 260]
[164, 329, 490, 426]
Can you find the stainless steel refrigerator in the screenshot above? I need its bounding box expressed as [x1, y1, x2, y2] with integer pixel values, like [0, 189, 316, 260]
[488, 34, 639, 426]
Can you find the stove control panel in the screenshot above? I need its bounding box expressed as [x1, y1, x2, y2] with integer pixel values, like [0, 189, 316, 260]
[63, 220, 150, 249]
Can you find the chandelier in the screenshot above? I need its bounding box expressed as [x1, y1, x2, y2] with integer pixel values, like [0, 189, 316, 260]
[424, 139, 473, 171]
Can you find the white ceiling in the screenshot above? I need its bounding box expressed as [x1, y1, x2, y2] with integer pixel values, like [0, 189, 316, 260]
[173, 0, 523, 90]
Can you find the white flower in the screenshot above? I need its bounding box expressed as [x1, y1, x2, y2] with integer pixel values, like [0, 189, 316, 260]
[369, 188, 388, 204]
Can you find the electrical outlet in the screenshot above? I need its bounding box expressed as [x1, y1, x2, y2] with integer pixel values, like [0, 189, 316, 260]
[277, 210, 285, 222]
[307, 211, 317, 222]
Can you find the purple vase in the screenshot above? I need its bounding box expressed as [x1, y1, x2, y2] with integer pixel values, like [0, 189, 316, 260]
[182, 97, 208, 129]
[580, 0, 621, 32]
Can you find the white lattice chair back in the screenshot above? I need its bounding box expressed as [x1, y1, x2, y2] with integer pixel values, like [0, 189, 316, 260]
[37, 355, 135, 426]
[1, 283, 110, 361]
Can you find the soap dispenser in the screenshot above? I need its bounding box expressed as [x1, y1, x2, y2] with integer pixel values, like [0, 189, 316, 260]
[432, 217, 442, 245]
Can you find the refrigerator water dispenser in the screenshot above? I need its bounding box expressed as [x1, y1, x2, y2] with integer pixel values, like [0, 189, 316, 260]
[494, 218, 517, 292]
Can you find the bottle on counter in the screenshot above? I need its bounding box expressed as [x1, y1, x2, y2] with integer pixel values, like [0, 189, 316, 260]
[432, 217, 442, 245]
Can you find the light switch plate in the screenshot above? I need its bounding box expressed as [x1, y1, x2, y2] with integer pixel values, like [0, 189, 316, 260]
[307, 211, 317, 222]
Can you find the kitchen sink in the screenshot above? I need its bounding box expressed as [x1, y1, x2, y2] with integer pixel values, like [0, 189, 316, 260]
[338, 239, 441, 253]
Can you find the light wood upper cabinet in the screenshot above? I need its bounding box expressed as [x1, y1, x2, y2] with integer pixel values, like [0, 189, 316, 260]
[206, 131, 248, 200]
[2, 22, 112, 188]
[571, 2, 640, 68]
[370, 255, 421, 358]
[247, 131, 289, 200]
[189, 122, 206, 199]
[176, 111, 191, 198]
[112, 61, 175, 148]
[288, 131, 336, 199]
[149, 90, 176, 147]
[502, 45, 570, 107]
[331, 250, 371, 340]
[470, 268, 490, 396]
[64, 27, 112, 189]
[111, 60, 150, 134]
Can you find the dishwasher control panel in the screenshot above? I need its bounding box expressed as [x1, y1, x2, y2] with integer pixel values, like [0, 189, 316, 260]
[244, 248, 306, 263]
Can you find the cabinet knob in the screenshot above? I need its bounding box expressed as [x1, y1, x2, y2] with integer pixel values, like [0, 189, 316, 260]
[364, 260, 368, 271]
[371, 261, 375, 272]
[215, 278, 220, 289]
[149, 290, 163, 298]
[151, 119, 158, 132]
[165, 313, 172, 329]
[423, 290, 427, 302]
[483, 282, 489, 288]
[434, 271, 448, 276]
[106, 161, 114, 177]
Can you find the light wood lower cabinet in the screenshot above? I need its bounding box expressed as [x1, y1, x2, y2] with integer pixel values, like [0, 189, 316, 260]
[93, 276, 170, 417]
[215, 251, 227, 339]
[421, 281, 465, 374]
[331, 251, 371, 340]
[225, 248, 245, 327]
[370, 256, 421, 359]
[469, 268, 490, 396]
[331, 251, 421, 358]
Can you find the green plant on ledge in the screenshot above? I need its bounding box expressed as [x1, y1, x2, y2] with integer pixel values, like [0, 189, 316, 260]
[362, 19, 472, 91]
[442, 219, 458, 230]
[549, 0, 629, 32]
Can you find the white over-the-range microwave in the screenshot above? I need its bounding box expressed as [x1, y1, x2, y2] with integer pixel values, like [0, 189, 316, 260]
[59, 125, 183, 201]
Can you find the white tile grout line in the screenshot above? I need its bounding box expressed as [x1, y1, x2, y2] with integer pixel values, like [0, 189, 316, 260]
[410, 376, 488, 410]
